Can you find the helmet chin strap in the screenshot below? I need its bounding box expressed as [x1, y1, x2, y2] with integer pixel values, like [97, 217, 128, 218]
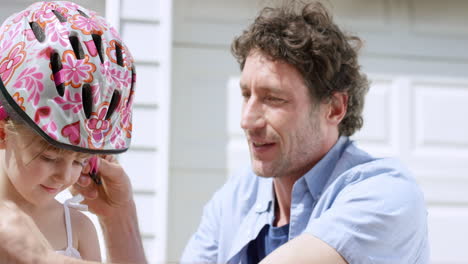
[88, 156, 101, 185]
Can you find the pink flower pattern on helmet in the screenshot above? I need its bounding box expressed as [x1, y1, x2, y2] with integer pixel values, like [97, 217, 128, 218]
[110, 128, 126, 149]
[106, 40, 121, 66]
[42, 121, 58, 140]
[0, 42, 26, 85]
[46, 22, 69, 48]
[90, 83, 101, 105]
[60, 50, 96, 88]
[71, 14, 103, 35]
[33, 3, 61, 27]
[62, 121, 81, 145]
[120, 93, 133, 139]
[86, 103, 113, 149]
[34, 106, 58, 140]
[12, 10, 30, 24]
[12, 92, 25, 111]
[23, 29, 37, 42]
[37, 46, 54, 60]
[109, 27, 122, 42]
[53, 89, 82, 114]
[0, 1, 135, 154]
[0, 23, 22, 54]
[12, 66, 44, 106]
[60, 1, 80, 11]
[100, 61, 131, 90]
[32, 2, 69, 28]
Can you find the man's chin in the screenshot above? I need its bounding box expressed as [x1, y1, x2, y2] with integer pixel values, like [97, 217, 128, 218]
[251, 162, 277, 178]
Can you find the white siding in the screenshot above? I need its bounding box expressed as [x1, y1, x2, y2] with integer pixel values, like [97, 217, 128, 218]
[107, 0, 173, 263]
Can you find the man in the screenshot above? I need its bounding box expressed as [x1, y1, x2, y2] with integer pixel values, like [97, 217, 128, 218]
[180, 2, 429, 264]
[0, 1, 429, 264]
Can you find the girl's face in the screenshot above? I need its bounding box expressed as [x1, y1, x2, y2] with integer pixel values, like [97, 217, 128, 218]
[2, 128, 88, 207]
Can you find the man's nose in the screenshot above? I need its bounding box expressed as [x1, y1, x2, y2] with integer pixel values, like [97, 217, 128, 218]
[240, 97, 266, 131]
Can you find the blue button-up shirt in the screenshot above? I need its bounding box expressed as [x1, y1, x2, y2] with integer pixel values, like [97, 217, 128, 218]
[181, 137, 430, 263]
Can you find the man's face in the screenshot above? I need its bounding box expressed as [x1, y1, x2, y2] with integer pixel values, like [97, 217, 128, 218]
[240, 51, 329, 179]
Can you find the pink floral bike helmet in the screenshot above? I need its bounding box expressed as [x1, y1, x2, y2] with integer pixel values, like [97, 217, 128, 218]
[0, 1, 135, 154]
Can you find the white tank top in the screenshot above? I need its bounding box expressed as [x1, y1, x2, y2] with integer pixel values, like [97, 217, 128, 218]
[55, 195, 88, 259]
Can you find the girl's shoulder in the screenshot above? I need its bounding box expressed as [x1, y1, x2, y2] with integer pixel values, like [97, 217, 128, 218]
[67, 206, 101, 261]
[70, 207, 90, 223]
[59, 195, 96, 239]
[67, 207, 97, 239]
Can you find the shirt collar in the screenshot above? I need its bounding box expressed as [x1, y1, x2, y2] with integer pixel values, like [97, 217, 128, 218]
[254, 175, 273, 213]
[303, 136, 350, 199]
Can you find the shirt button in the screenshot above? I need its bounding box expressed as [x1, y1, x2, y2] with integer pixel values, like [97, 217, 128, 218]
[255, 203, 262, 211]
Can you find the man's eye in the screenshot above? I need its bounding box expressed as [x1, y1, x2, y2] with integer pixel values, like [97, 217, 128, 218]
[265, 96, 284, 103]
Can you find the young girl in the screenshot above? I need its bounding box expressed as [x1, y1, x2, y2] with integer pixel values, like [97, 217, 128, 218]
[0, 1, 135, 260]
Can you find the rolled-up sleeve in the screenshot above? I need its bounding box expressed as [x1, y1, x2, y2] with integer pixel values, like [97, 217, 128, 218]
[305, 173, 429, 264]
[180, 188, 223, 263]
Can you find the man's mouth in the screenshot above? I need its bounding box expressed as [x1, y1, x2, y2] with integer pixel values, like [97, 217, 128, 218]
[251, 141, 276, 154]
[253, 142, 274, 147]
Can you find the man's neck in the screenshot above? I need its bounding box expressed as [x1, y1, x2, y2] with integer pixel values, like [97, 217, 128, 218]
[272, 136, 340, 227]
[272, 175, 297, 227]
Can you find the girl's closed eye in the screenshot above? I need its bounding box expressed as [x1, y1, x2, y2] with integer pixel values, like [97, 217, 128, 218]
[41, 154, 58, 162]
[73, 159, 86, 167]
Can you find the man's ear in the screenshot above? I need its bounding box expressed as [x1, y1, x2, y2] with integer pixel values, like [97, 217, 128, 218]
[0, 119, 7, 149]
[326, 92, 348, 126]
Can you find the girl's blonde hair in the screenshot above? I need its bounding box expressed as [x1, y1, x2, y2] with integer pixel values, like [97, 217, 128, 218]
[4, 119, 91, 163]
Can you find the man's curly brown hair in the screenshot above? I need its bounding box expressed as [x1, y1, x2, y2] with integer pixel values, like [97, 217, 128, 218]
[231, 1, 369, 136]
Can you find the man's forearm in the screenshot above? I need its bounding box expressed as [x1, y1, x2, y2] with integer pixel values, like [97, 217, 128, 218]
[99, 200, 147, 264]
[47, 254, 100, 264]
[260, 234, 347, 264]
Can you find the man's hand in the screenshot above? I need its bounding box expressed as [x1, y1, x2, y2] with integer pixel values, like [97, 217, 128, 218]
[0, 201, 54, 264]
[71, 155, 147, 263]
[71, 155, 134, 218]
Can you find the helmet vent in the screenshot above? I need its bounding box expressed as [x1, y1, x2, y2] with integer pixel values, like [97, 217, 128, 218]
[92, 34, 104, 64]
[29, 22, 45, 42]
[82, 84, 93, 119]
[51, 51, 65, 97]
[106, 90, 121, 120]
[69, 35, 84, 60]
[52, 10, 67, 23]
[77, 9, 89, 18]
[115, 43, 124, 67]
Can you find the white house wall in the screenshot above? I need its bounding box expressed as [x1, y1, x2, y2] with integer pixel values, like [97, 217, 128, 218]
[116, 0, 173, 262]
